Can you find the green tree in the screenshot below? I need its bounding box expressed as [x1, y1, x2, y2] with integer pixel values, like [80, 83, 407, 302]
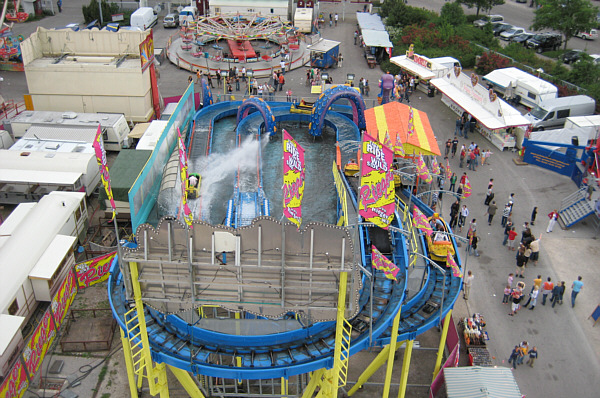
[82, 0, 118, 25]
[458, 0, 505, 16]
[531, 0, 599, 50]
[381, 0, 437, 27]
[440, 2, 466, 26]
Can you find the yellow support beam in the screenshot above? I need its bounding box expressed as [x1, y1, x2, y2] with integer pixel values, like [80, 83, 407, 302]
[167, 365, 205, 397]
[120, 328, 140, 398]
[397, 340, 414, 398]
[281, 377, 288, 397]
[432, 310, 453, 382]
[302, 369, 325, 398]
[383, 306, 402, 398]
[347, 345, 390, 396]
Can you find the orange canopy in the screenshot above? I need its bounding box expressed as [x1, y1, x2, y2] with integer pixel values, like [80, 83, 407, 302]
[364, 102, 441, 156]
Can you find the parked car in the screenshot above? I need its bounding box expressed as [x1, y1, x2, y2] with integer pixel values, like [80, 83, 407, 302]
[163, 13, 179, 28]
[590, 54, 600, 65]
[500, 27, 526, 41]
[511, 32, 534, 45]
[560, 49, 584, 64]
[525, 33, 562, 53]
[473, 14, 504, 28]
[575, 29, 598, 40]
[493, 23, 514, 36]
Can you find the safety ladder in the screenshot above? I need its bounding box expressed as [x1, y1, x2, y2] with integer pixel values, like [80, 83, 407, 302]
[334, 318, 352, 387]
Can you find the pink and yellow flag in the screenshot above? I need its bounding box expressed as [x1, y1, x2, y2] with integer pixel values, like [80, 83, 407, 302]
[177, 128, 193, 227]
[446, 158, 452, 179]
[283, 130, 305, 228]
[92, 125, 116, 220]
[447, 252, 463, 278]
[407, 107, 416, 138]
[383, 131, 393, 149]
[463, 179, 472, 199]
[372, 245, 399, 281]
[412, 206, 433, 237]
[394, 131, 406, 157]
[359, 134, 395, 229]
[431, 157, 440, 175]
[416, 154, 432, 184]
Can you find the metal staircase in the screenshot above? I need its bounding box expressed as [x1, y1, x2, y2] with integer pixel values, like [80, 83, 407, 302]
[558, 187, 597, 229]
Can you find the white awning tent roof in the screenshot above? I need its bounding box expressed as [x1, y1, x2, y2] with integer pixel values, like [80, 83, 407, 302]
[356, 12, 386, 30]
[390, 55, 437, 80]
[432, 76, 531, 130]
[306, 38, 340, 53]
[530, 126, 596, 150]
[361, 29, 393, 48]
[444, 366, 522, 398]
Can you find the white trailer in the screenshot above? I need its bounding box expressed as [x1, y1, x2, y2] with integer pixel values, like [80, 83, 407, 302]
[8, 111, 131, 151]
[294, 8, 313, 33]
[483, 67, 558, 108]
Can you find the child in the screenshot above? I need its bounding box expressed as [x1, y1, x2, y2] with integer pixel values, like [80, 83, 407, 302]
[508, 273, 514, 288]
[503, 284, 511, 304]
[507, 226, 518, 250]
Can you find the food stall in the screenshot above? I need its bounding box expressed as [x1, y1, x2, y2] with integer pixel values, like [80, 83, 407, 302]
[431, 69, 531, 150]
[390, 45, 457, 94]
[356, 12, 393, 66]
[306, 38, 340, 69]
[461, 314, 493, 367]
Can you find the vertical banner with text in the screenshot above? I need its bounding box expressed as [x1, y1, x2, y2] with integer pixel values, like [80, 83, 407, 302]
[52, 269, 78, 328]
[177, 128, 193, 227]
[283, 129, 305, 228]
[22, 310, 56, 377]
[359, 134, 395, 229]
[93, 125, 117, 220]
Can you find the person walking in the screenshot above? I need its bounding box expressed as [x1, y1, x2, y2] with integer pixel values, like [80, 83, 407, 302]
[515, 246, 526, 278]
[486, 201, 498, 225]
[451, 137, 459, 158]
[502, 220, 513, 246]
[503, 284, 511, 304]
[508, 346, 520, 369]
[449, 199, 460, 229]
[458, 204, 469, 232]
[527, 347, 538, 367]
[517, 342, 529, 365]
[531, 206, 538, 225]
[57, 0, 62, 12]
[523, 275, 542, 307]
[449, 173, 457, 192]
[509, 286, 524, 316]
[547, 209, 559, 232]
[334, 13, 339, 27]
[501, 203, 512, 227]
[507, 226, 518, 251]
[444, 139, 452, 157]
[529, 234, 541, 265]
[469, 232, 480, 257]
[463, 270, 474, 299]
[278, 73, 285, 91]
[541, 277, 553, 305]
[459, 145, 466, 168]
[527, 286, 539, 310]
[571, 276, 584, 307]
[551, 281, 563, 308]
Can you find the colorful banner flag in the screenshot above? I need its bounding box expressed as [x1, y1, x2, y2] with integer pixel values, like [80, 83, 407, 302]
[371, 245, 399, 281]
[407, 107, 416, 138]
[446, 158, 452, 179]
[22, 310, 56, 377]
[359, 134, 395, 229]
[51, 269, 78, 329]
[92, 125, 116, 220]
[178, 128, 194, 227]
[431, 157, 440, 175]
[0, 359, 28, 398]
[447, 252, 463, 278]
[416, 154, 433, 184]
[283, 129, 305, 228]
[75, 251, 117, 289]
[412, 206, 433, 237]
[383, 131, 393, 149]
[394, 131, 406, 157]
[463, 179, 472, 198]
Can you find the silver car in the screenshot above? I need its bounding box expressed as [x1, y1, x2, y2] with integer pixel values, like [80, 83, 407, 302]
[163, 13, 179, 28]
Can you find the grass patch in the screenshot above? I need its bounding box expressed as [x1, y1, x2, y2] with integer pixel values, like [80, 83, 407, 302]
[101, 394, 111, 398]
[98, 365, 108, 385]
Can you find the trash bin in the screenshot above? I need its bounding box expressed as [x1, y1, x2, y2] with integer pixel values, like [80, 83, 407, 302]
[427, 86, 435, 97]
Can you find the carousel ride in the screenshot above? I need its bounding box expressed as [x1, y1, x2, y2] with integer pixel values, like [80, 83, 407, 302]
[167, 14, 310, 77]
[0, 0, 26, 68]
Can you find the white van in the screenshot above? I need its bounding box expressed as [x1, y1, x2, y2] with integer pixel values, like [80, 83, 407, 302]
[524, 95, 596, 131]
[179, 6, 197, 26]
[130, 7, 158, 30]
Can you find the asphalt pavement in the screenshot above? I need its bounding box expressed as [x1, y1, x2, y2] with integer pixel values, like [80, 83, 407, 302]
[3, 2, 600, 397]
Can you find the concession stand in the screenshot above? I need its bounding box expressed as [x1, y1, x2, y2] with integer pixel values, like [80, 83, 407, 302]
[431, 69, 531, 150]
[390, 45, 457, 94]
[307, 38, 340, 69]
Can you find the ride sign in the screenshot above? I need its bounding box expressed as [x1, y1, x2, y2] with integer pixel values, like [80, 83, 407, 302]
[359, 134, 395, 229]
[0, 359, 28, 398]
[283, 130, 305, 228]
[75, 251, 117, 289]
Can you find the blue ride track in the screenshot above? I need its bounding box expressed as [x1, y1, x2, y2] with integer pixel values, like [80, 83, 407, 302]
[109, 90, 462, 381]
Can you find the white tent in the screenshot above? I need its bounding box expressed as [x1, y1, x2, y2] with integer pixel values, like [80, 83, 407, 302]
[361, 29, 393, 48]
[444, 366, 522, 398]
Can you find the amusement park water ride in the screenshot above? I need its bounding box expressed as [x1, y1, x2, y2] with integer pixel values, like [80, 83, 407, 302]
[109, 84, 462, 397]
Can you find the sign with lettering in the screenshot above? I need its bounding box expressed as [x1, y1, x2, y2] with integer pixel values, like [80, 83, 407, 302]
[359, 134, 395, 229]
[75, 251, 117, 289]
[22, 310, 56, 376]
[283, 129, 305, 228]
[0, 360, 28, 398]
[51, 269, 78, 329]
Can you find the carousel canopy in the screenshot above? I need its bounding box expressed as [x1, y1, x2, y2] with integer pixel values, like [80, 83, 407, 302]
[365, 102, 441, 156]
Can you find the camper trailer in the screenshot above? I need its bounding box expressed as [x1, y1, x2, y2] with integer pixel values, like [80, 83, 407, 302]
[483, 67, 558, 108]
[524, 95, 596, 131]
[9, 111, 131, 151]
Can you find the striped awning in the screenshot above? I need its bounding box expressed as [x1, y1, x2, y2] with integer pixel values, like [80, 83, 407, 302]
[444, 366, 522, 398]
[364, 102, 441, 156]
